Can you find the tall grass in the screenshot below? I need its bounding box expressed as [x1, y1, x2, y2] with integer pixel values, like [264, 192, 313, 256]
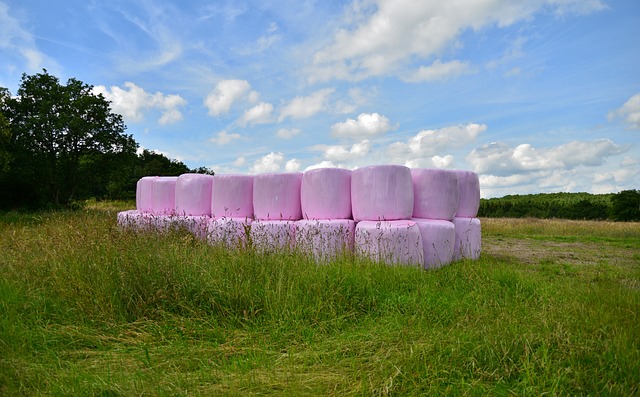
[1, 206, 639, 395]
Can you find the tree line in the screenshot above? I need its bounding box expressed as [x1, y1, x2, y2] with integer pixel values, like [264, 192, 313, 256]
[0, 70, 212, 209]
[479, 191, 640, 222]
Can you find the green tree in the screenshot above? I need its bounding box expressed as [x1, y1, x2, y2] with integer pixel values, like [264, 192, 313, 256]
[0, 88, 11, 175]
[3, 70, 137, 206]
[610, 190, 640, 221]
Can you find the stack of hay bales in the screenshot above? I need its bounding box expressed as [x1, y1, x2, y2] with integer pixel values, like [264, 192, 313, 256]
[118, 166, 481, 268]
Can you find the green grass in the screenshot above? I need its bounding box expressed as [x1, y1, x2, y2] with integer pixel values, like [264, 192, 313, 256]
[1, 205, 639, 395]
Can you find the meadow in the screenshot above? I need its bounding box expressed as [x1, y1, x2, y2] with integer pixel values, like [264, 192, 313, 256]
[1, 202, 639, 396]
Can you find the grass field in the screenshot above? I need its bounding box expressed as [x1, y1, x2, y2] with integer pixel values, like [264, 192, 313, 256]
[1, 203, 639, 395]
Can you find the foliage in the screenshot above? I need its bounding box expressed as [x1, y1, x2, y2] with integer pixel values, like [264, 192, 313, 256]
[609, 190, 640, 221]
[0, 207, 638, 395]
[478, 192, 626, 221]
[0, 71, 212, 209]
[1, 70, 136, 206]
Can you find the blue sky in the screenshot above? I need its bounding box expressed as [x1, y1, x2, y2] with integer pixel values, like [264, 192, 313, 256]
[1, 0, 638, 197]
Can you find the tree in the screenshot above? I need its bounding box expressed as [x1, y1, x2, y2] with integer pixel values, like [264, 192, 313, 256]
[610, 190, 640, 221]
[3, 70, 137, 206]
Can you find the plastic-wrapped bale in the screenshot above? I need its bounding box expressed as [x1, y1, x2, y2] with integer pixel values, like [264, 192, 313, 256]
[452, 217, 481, 261]
[136, 176, 156, 213]
[351, 165, 413, 222]
[454, 171, 480, 218]
[411, 168, 459, 221]
[295, 219, 355, 263]
[354, 220, 424, 266]
[253, 173, 302, 220]
[412, 219, 455, 269]
[301, 168, 352, 220]
[207, 217, 253, 248]
[117, 210, 150, 230]
[250, 220, 296, 253]
[211, 174, 254, 219]
[151, 176, 178, 215]
[147, 176, 178, 232]
[176, 215, 211, 239]
[175, 173, 214, 216]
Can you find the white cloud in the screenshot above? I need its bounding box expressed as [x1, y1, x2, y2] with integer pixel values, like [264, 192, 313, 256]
[387, 123, 485, 161]
[309, 0, 606, 82]
[93, 82, 187, 125]
[279, 88, 335, 121]
[204, 79, 252, 116]
[249, 151, 285, 174]
[467, 139, 627, 176]
[276, 128, 301, 139]
[314, 140, 371, 163]
[331, 112, 394, 139]
[608, 93, 640, 130]
[285, 158, 301, 172]
[404, 60, 471, 83]
[209, 130, 242, 145]
[304, 161, 338, 171]
[239, 102, 274, 126]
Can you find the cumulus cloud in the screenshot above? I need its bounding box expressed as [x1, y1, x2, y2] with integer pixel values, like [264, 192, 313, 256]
[279, 88, 335, 121]
[305, 160, 338, 171]
[93, 82, 187, 125]
[331, 113, 395, 139]
[404, 60, 471, 83]
[313, 140, 371, 163]
[249, 151, 285, 174]
[467, 139, 627, 176]
[239, 102, 274, 126]
[209, 130, 242, 145]
[387, 123, 486, 162]
[608, 93, 640, 129]
[285, 158, 301, 172]
[276, 128, 301, 139]
[204, 79, 256, 116]
[309, 0, 606, 82]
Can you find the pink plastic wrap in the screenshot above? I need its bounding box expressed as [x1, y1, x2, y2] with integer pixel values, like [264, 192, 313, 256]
[151, 176, 177, 215]
[137, 177, 155, 213]
[351, 165, 414, 222]
[411, 169, 459, 221]
[301, 168, 352, 220]
[452, 217, 482, 261]
[295, 219, 355, 262]
[250, 220, 297, 252]
[454, 171, 480, 218]
[207, 217, 253, 248]
[211, 174, 254, 219]
[175, 173, 214, 216]
[253, 173, 303, 220]
[178, 215, 211, 239]
[412, 218, 455, 269]
[354, 220, 424, 266]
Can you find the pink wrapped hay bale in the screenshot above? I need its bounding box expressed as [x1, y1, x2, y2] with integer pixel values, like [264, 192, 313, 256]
[453, 217, 482, 261]
[211, 174, 254, 219]
[351, 165, 414, 222]
[454, 170, 480, 218]
[178, 215, 211, 239]
[151, 176, 178, 215]
[354, 220, 424, 266]
[253, 173, 302, 220]
[301, 168, 352, 220]
[411, 168, 459, 221]
[207, 217, 253, 248]
[175, 173, 214, 216]
[117, 210, 146, 229]
[250, 220, 296, 253]
[136, 176, 156, 213]
[412, 219, 455, 269]
[295, 219, 355, 262]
